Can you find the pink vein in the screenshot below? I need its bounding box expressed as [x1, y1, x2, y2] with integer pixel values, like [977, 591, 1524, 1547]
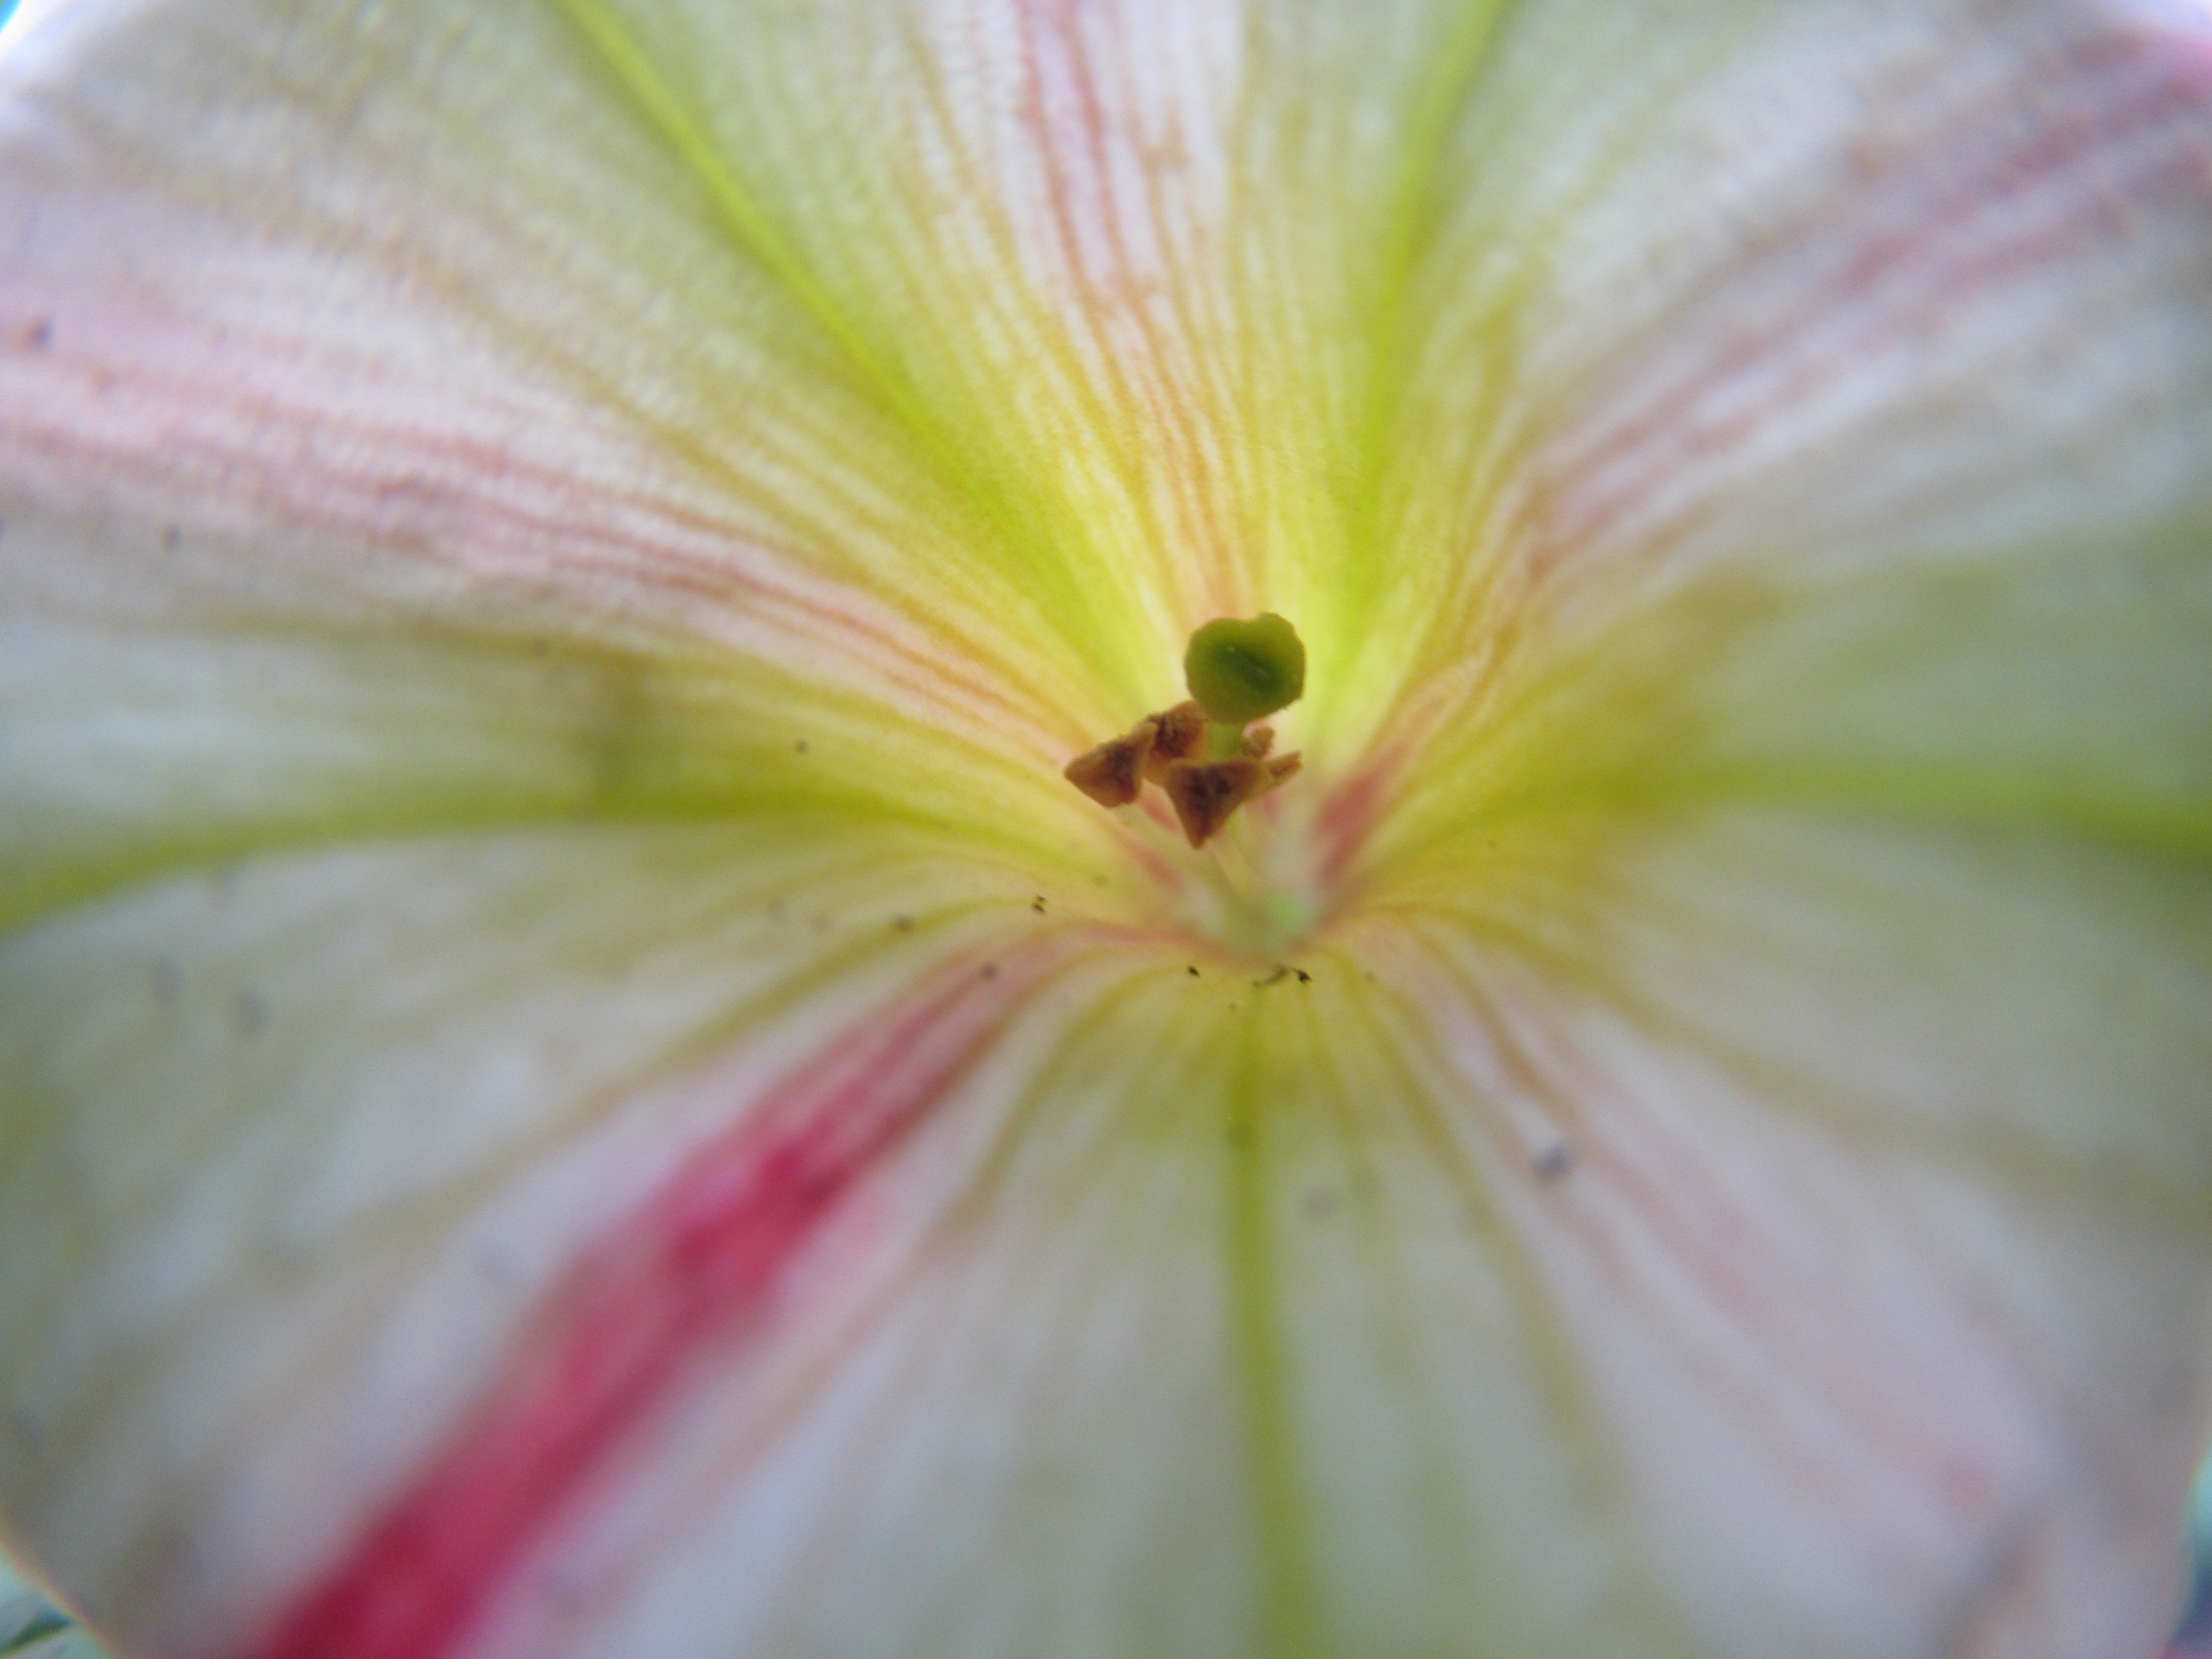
[1524, 35, 2207, 584]
[238, 944, 1057, 1659]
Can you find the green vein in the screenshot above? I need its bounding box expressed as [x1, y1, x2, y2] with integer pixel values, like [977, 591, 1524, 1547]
[1224, 1004, 1322, 1659]
[549, 0, 944, 457]
[0, 610, 1099, 938]
[1375, 0, 1519, 293]
[1330, 0, 1517, 630]
[1288, 963, 1487, 1641]
[1333, 942, 1709, 1658]
[542, 0, 1147, 706]
[1369, 758, 2212, 894]
[1658, 766, 2212, 864]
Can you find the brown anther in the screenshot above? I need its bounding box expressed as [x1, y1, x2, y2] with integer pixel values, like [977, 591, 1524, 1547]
[1140, 700, 1207, 785]
[1162, 757, 1268, 848]
[1064, 724, 1154, 807]
[1067, 696, 1299, 842]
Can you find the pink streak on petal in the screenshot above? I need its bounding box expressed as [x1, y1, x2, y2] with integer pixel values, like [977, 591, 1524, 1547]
[1314, 748, 1406, 888]
[1004, 0, 1242, 616]
[0, 273, 1060, 753]
[238, 945, 1061, 1659]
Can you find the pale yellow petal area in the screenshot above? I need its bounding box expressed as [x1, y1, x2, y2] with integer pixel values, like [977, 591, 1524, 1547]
[1347, 0, 2212, 828]
[0, 0, 1522, 930]
[1369, 519, 2212, 894]
[0, 500, 1108, 933]
[0, 0, 1131, 785]
[514, 0, 1517, 715]
[0, 0, 1523, 762]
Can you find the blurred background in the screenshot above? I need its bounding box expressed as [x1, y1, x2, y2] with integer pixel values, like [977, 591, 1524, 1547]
[1, 1551, 104, 1659]
[2177, 1459, 2212, 1657]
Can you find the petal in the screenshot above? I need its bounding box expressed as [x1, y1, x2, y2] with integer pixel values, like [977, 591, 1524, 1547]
[1, 823, 1101, 1656]
[4, 4, 2212, 1659]
[0, 505, 1089, 933]
[0, 0, 1135, 741]
[1364, 803, 2212, 1656]
[14, 833, 2208, 1659]
[1336, 13, 2212, 1614]
[1357, 0, 2212, 829]
[492, 0, 1521, 706]
[0, 0, 1526, 750]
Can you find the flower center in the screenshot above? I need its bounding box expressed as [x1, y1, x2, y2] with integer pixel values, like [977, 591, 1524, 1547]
[1063, 614, 1322, 956]
[1063, 613, 1308, 849]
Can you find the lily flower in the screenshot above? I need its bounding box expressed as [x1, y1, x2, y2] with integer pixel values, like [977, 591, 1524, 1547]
[4, 1, 2211, 1655]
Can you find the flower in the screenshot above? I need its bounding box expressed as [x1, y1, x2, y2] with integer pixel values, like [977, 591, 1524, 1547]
[3, 1, 2211, 1656]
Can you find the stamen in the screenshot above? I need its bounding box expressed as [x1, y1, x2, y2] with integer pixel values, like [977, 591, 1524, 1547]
[1063, 724, 1153, 807]
[1164, 757, 1269, 848]
[1062, 614, 1306, 847]
[1140, 701, 1207, 785]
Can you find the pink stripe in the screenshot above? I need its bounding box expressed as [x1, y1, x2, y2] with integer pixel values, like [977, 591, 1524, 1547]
[241, 948, 1052, 1659]
[0, 371, 1049, 748]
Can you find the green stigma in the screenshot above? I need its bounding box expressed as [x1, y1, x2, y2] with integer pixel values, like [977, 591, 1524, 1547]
[1183, 613, 1306, 725]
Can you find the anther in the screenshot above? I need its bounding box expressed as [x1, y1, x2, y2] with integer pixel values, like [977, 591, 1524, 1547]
[1062, 615, 1306, 847]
